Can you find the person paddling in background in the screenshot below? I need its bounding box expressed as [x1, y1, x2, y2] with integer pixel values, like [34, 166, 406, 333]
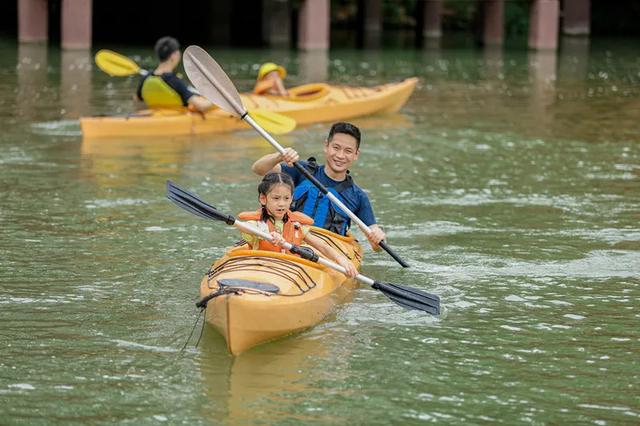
[251, 122, 386, 251]
[135, 36, 212, 112]
[238, 172, 358, 278]
[253, 62, 288, 96]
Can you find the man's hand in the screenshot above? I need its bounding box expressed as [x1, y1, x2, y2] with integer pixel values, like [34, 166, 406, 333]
[280, 147, 299, 166]
[366, 224, 386, 251]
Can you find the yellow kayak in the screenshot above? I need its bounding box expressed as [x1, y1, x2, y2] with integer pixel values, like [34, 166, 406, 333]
[199, 227, 363, 355]
[80, 78, 417, 139]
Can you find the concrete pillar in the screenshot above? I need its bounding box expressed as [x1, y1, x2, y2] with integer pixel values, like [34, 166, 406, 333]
[298, 0, 330, 50]
[423, 0, 442, 38]
[263, 0, 290, 47]
[361, 0, 382, 48]
[61, 0, 92, 49]
[528, 0, 560, 50]
[483, 0, 504, 46]
[18, 0, 48, 43]
[562, 0, 590, 36]
[61, 50, 91, 118]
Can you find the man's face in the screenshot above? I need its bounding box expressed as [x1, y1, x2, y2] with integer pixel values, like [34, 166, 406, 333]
[323, 133, 360, 175]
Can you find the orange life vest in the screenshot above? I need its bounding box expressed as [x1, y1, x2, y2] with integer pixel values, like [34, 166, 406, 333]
[253, 79, 274, 95]
[237, 209, 314, 254]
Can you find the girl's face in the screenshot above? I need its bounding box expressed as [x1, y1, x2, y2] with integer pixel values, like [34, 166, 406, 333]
[259, 183, 292, 220]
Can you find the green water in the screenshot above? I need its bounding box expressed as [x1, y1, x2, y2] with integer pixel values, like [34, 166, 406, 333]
[1, 37, 639, 424]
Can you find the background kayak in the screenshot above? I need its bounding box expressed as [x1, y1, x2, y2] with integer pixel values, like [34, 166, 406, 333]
[79, 78, 417, 138]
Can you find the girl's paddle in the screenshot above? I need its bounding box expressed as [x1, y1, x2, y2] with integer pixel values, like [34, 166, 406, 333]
[182, 45, 410, 268]
[166, 181, 440, 315]
[94, 50, 297, 135]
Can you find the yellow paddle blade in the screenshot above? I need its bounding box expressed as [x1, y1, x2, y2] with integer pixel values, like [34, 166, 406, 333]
[248, 109, 296, 135]
[95, 49, 141, 77]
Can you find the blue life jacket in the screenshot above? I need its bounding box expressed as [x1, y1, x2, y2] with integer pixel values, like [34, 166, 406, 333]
[291, 157, 353, 235]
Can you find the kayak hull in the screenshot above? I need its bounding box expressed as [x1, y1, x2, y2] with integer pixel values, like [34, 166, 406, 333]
[80, 78, 418, 139]
[200, 227, 363, 355]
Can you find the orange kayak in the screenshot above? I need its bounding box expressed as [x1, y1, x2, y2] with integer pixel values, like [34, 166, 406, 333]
[199, 227, 363, 355]
[80, 78, 417, 138]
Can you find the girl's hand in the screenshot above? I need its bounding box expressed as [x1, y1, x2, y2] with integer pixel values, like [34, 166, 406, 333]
[337, 256, 358, 278]
[280, 147, 299, 166]
[270, 231, 286, 247]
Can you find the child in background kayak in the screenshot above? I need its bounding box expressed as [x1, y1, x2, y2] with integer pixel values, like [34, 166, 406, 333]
[237, 172, 358, 278]
[253, 62, 288, 96]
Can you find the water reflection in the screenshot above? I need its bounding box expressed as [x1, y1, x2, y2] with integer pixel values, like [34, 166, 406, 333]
[79, 134, 292, 189]
[528, 50, 557, 128]
[558, 36, 590, 82]
[60, 49, 92, 119]
[298, 50, 329, 82]
[482, 46, 503, 80]
[16, 43, 47, 119]
[198, 328, 346, 424]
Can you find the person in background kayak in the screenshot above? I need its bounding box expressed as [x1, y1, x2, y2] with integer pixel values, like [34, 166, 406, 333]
[251, 122, 386, 251]
[238, 172, 358, 278]
[135, 36, 212, 112]
[253, 62, 288, 96]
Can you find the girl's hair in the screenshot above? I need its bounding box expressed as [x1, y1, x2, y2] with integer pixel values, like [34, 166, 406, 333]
[258, 172, 294, 196]
[258, 172, 295, 222]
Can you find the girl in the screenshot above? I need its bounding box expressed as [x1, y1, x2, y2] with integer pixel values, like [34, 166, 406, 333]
[238, 172, 358, 278]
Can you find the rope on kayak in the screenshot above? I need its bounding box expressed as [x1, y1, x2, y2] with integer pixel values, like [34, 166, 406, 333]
[196, 286, 241, 309]
[179, 288, 241, 354]
[180, 308, 205, 353]
[207, 256, 317, 296]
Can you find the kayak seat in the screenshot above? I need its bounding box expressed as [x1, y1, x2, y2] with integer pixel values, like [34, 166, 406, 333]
[217, 278, 280, 294]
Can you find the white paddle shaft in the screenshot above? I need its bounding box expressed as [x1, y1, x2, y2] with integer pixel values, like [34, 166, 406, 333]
[233, 219, 374, 286]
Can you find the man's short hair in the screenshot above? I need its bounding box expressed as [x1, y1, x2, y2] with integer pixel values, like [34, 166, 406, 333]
[327, 122, 361, 149]
[155, 36, 180, 62]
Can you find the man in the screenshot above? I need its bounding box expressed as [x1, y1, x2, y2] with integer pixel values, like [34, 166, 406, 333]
[135, 36, 212, 112]
[251, 122, 386, 250]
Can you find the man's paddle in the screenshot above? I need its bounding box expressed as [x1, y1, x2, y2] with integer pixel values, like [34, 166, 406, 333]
[94, 49, 297, 135]
[166, 180, 440, 315]
[182, 45, 410, 268]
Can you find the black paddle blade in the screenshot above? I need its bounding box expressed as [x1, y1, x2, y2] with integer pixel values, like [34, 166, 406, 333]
[372, 281, 440, 315]
[166, 181, 235, 225]
[167, 192, 214, 222]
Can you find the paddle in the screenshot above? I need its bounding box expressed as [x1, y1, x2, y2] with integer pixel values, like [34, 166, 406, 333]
[166, 180, 440, 315]
[182, 45, 410, 268]
[94, 50, 296, 135]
